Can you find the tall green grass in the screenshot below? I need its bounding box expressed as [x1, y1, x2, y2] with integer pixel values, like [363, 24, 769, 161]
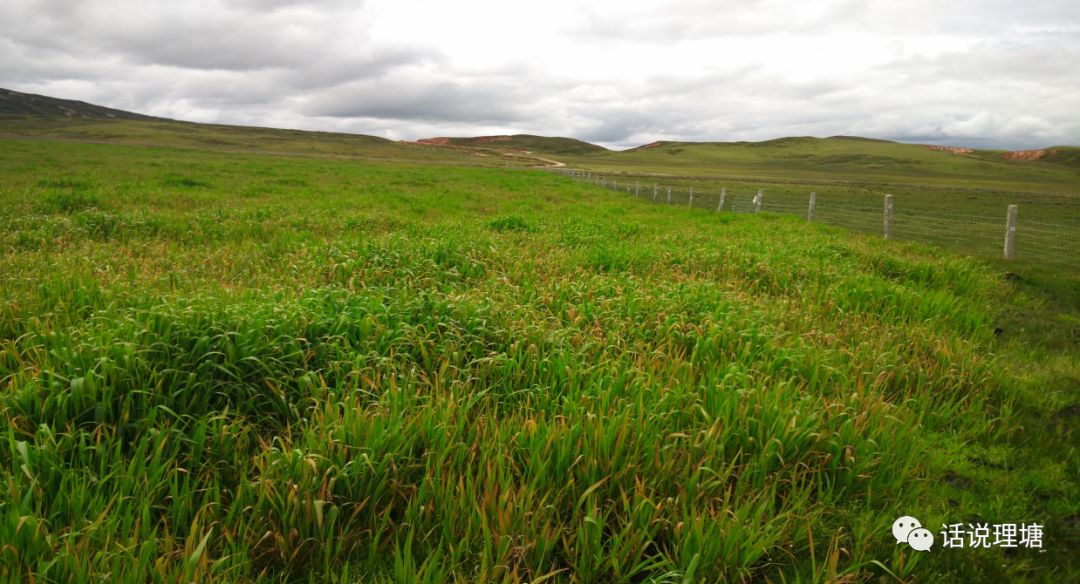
[0, 138, 1075, 582]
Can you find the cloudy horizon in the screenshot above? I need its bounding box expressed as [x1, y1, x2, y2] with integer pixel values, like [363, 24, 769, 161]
[2, 0, 1079, 150]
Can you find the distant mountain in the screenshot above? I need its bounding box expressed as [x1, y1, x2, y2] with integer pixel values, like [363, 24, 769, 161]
[0, 87, 166, 121]
[4, 87, 1075, 172]
[607, 136, 1080, 172]
[417, 134, 608, 155]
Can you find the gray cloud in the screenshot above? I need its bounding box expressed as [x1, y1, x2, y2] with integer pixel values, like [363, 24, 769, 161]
[298, 72, 541, 124]
[1, 0, 1078, 149]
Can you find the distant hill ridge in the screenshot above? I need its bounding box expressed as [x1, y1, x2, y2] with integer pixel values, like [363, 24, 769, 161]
[610, 136, 1080, 168]
[417, 134, 608, 155]
[0, 87, 166, 121]
[2, 87, 1076, 167]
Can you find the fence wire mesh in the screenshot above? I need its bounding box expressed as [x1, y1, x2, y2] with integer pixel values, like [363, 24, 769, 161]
[550, 168, 1079, 267]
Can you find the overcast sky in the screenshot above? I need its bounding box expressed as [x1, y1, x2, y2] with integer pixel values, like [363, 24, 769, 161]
[2, 0, 1078, 150]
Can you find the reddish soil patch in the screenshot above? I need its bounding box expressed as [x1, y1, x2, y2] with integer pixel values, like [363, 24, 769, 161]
[1001, 149, 1049, 161]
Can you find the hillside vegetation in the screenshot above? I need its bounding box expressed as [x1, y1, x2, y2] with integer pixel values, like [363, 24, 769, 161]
[558, 136, 1080, 193]
[1041, 146, 1080, 169]
[418, 134, 609, 156]
[0, 87, 163, 121]
[3, 85, 1076, 193]
[0, 137, 1076, 582]
[0, 117, 539, 166]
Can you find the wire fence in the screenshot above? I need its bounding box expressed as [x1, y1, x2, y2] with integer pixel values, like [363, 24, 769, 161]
[550, 168, 1080, 267]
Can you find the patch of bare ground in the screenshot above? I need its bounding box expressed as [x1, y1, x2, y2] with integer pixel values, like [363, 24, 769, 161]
[926, 145, 974, 155]
[1001, 149, 1049, 161]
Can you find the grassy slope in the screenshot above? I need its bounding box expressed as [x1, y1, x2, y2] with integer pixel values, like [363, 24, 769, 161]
[557, 138, 1080, 264]
[1042, 146, 1080, 169]
[430, 135, 609, 156]
[0, 137, 1076, 582]
[560, 137, 1080, 192]
[0, 87, 163, 121]
[0, 117, 540, 167]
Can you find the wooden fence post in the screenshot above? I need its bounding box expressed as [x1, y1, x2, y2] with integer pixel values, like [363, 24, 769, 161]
[754, 189, 763, 213]
[1004, 204, 1018, 259]
[653, 184, 658, 201]
[635, 181, 640, 197]
[688, 187, 694, 208]
[884, 194, 893, 239]
[717, 188, 726, 212]
[808, 192, 816, 222]
[667, 188, 672, 204]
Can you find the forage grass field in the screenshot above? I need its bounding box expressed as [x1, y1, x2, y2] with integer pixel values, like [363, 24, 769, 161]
[0, 137, 1077, 582]
[556, 137, 1080, 193]
[563, 174, 1080, 268]
[554, 137, 1080, 263]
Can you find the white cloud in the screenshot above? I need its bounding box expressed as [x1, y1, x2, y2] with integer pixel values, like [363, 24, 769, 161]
[1, 0, 1078, 149]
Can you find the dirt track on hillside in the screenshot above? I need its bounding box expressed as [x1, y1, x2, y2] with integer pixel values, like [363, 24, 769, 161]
[411, 140, 567, 167]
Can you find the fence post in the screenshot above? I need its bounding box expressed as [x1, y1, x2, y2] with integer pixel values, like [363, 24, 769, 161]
[1004, 204, 1018, 259]
[653, 184, 658, 201]
[688, 187, 694, 208]
[635, 181, 640, 197]
[884, 194, 893, 239]
[667, 188, 672, 204]
[807, 192, 816, 222]
[717, 188, 726, 212]
[754, 189, 763, 213]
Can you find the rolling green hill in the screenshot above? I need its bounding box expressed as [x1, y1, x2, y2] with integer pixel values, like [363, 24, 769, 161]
[0, 87, 553, 167]
[559, 136, 1080, 192]
[0, 116, 543, 168]
[0, 87, 165, 121]
[1042, 146, 1080, 169]
[418, 134, 609, 155]
[4, 87, 1076, 190]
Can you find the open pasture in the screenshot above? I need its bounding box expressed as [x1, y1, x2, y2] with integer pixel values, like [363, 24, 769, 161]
[0, 137, 1077, 582]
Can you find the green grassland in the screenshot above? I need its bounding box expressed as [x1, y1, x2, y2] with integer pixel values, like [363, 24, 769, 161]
[0, 117, 539, 167]
[557, 137, 1080, 192]
[567, 174, 1080, 267]
[0, 127, 1078, 583]
[423, 135, 609, 156]
[566, 164, 1080, 226]
[551, 137, 1080, 265]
